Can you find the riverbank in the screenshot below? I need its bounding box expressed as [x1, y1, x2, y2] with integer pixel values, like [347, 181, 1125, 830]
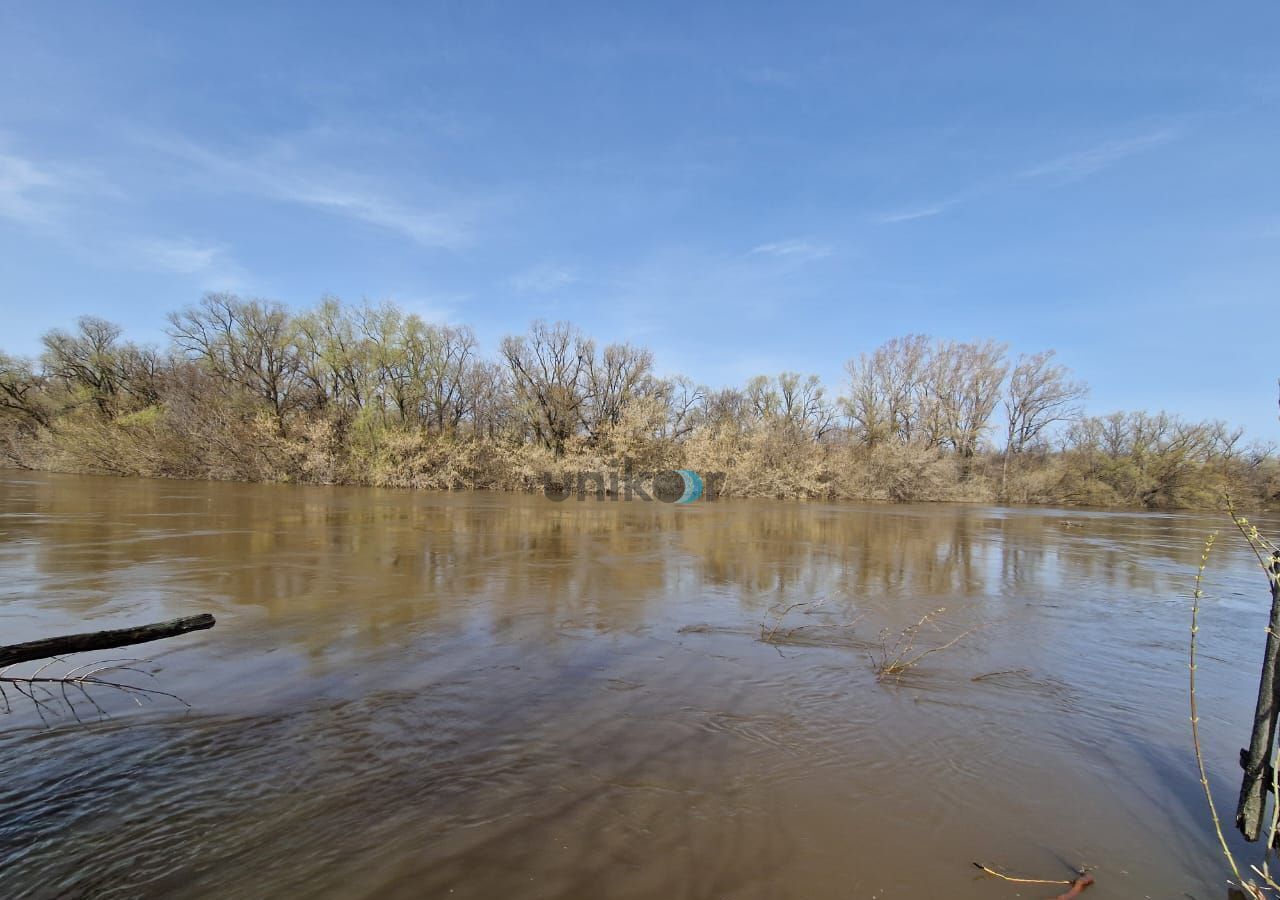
[4, 415, 1272, 510]
[4, 304, 1274, 510]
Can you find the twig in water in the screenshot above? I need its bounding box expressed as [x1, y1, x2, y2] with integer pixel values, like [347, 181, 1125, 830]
[971, 668, 1030, 682]
[972, 862, 1094, 898]
[758, 598, 862, 646]
[0, 657, 189, 722]
[971, 861, 1072, 885]
[871, 608, 979, 681]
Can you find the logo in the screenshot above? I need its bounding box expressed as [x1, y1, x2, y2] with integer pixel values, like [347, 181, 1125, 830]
[541, 461, 721, 503]
[673, 469, 703, 504]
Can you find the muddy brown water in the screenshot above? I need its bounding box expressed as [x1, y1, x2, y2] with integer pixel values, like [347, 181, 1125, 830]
[0, 470, 1275, 898]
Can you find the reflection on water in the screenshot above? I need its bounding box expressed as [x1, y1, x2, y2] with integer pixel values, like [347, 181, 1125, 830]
[0, 471, 1274, 898]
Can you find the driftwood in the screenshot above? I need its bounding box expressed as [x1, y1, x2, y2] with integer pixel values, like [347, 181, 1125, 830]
[0, 614, 216, 669]
[1236, 554, 1280, 841]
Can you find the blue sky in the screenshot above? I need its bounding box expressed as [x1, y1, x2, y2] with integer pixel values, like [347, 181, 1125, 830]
[2, 2, 1278, 437]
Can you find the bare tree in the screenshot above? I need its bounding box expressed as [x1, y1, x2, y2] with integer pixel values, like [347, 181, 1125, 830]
[776, 372, 837, 438]
[927, 339, 1008, 458]
[843, 334, 932, 447]
[41, 316, 126, 414]
[114, 344, 163, 408]
[744, 375, 778, 424]
[739, 372, 836, 439]
[166, 294, 303, 427]
[464, 359, 512, 439]
[0, 353, 51, 428]
[661, 375, 705, 440]
[1004, 350, 1087, 455]
[582, 342, 656, 441]
[422, 324, 479, 433]
[500, 321, 593, 455]
[698, 386, 748, 432]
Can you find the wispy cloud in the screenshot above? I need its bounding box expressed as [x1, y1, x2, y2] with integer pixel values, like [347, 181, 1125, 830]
[0, 151, 66, 227]
[750, 238, 831, 261]
[0, 143, 246, 287]
[507, 262, 577, 293]
[109, 236, 246, 290]
[140, 134, 474, 250]
[277, 183, 469, 248]
[876, 204, 949, 224]
[382, 291, 462, 324]
[1018, 129, 1178, 181]
[878, 127, 1183, 224]
[129, 238, 226, 274]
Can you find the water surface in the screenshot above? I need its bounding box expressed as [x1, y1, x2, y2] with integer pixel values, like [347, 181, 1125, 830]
[0, 471, 1273, 898]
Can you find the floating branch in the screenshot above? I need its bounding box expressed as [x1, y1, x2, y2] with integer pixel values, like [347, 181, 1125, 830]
[0, 614, 216, 723]
[0, 614, 215, 669]
[972, 862, 1094, 897]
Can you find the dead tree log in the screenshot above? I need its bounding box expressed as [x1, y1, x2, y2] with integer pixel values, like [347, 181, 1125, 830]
[0, 614, 216, 669]
[1236, 554, 1280, 841]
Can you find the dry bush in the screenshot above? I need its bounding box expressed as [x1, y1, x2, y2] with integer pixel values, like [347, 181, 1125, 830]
[592, 394, 683, 475]
[43, 405, 194, 479]
[728, 428, 833, 499]
[681, 426, 745, 493]
[844, 443, 968, 503]
[360, 429, 487, 491]
[275, 415, 351, 484]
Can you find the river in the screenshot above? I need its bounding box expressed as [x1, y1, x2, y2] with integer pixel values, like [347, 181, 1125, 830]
[0, 470, 1274, 898]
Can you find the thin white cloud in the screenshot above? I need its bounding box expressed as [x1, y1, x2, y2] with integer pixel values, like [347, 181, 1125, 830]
[878, 127, 1182, 225]
[129, 238, 225, 274]
[750, 238, 831, 261]
[877, 205, 948, 224]
[1018, 129, 1178, 181]
[0, 143, 246, 287]
[507, 262, 577, 293]
[0, 151, 63, 227]
[281, 183, 468, 249]
[382, 292, 462, 324]
[110, 236, 246, 290]
[140, 134, 473, 250]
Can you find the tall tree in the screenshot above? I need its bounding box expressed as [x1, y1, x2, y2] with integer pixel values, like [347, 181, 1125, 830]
[166, 293, 302, 426]
[500, 320, 593, 455]
[1004, 350, 1087, 454]
[582, 342, 656, 441]
[927, 339, 1008, 458]
[41, 316, 125, 414]
[843, 334, 932, 446]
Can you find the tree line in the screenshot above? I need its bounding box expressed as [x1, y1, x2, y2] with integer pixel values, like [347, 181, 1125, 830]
[0, 293, 1274, 508]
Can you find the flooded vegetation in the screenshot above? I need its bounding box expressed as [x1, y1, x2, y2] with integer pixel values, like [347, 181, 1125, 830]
[1, 470, 1276, 897]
